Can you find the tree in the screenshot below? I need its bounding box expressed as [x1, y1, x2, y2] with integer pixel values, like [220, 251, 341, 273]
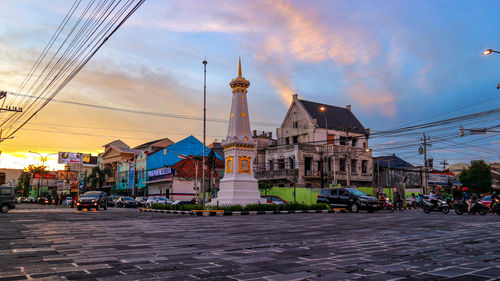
[26, 164, 47, 174]
[258, 181, 273, 196]
[86, 167, 112, 191]
[459, 160, 492, 195]
[15, 172, 31, 197]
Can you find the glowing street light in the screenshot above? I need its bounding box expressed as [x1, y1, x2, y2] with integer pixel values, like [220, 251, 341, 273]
[482, 49, 500, 55]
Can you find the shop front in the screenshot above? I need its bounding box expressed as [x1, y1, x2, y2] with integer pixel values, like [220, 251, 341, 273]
[145, 167, 174, 197]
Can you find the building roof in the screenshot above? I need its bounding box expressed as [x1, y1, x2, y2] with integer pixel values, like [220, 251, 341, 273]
[103, 139, 129, 149]
[133, 137, 174, 150]
[298, 99, 367, 135]
[373, 154, 414, 169]
[148, 135, 224, 168]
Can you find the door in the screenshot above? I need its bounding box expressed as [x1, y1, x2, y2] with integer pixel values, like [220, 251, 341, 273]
[337, 189, 350, 207]
[329, 189, 341, 207]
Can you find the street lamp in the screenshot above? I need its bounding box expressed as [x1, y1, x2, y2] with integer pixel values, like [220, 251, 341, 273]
[28, 151, 57, 198]
[319, 106, 330, 187]
[482, 49, 500, 55]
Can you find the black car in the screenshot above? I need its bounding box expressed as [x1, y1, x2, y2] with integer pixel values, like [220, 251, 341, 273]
[0, 186, 16, 213]
[317, 188, 379, 213]
[37, 197, 50, 204]
[76, 191, 108, 211]
[116, 196, 138, 208]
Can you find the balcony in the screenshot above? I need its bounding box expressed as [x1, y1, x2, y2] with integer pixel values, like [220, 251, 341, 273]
[255, 169, 298, 181]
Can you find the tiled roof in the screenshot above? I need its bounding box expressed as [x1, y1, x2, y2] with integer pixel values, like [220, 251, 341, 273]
[299, 99, 367, 134]
[373, 155, 414, 169]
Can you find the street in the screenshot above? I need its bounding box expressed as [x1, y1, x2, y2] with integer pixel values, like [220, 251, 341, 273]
[1, 206, 500, 281]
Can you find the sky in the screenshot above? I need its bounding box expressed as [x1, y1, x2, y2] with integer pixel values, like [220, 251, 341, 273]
[0, 0, 499, 170]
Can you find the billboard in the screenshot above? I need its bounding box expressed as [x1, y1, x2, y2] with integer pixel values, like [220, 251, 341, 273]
[58, 152, 82, 164]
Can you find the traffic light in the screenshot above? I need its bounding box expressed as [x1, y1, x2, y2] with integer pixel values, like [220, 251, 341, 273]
[459, 125, 464, 137]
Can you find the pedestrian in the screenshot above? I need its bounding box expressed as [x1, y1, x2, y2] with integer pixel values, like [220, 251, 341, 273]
[462, 188, 471, 214]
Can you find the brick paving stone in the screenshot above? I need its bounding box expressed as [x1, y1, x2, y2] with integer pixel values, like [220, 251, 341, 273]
[1, 206, 500, 280]
[266, 271, 316, 281]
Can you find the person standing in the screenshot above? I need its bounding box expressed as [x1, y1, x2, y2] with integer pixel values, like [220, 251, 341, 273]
[462, 188, 471, 214]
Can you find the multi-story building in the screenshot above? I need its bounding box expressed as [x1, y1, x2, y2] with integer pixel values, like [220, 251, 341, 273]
[255, 94, 373, 188]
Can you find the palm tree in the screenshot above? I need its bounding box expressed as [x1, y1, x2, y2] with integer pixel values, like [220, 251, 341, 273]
[86, 167, 112, 191]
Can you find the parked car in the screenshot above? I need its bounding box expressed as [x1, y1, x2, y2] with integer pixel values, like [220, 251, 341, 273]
[62, 197, 73, 206]
[17, 197, 25, 204]
[76, 191, 108, 211]
[0, 186, 16, 213]
[146, 196, 172, 207]
[135, 197, 148, 207]
[24, 197, 35, 203]
[262, 195, 286, 205]
[37, 197, 50, 204]
[116, 196, 139, 208]
[107, 195, 119, 207]
[480, 195, 492, 208]
[317, 188, 379, 213]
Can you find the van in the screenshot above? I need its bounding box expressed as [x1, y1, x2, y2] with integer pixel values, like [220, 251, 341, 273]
[0, 186, 16, 213]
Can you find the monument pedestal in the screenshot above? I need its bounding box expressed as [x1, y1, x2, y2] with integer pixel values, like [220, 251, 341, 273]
[209, 175, 266, 206]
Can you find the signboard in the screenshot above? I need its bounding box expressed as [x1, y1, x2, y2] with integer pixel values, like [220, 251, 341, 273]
[33, 173, 57, 179]
[56, 170, 78, 181]
[58, 152, 82, 164]
[129, 165, 135, 190]
[82, 153, 92, 164]
[428, 173, 452, 185]
[148, 167, 174, 181]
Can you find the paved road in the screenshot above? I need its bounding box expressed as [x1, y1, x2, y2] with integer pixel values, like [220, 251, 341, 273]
[1, 205, 500, 281]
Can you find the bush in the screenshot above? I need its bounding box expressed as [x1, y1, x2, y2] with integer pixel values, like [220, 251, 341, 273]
[151, 202, 328, 211]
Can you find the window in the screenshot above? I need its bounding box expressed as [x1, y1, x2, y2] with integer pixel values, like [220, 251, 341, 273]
[351, 138, 357, 147]
[305, 157, 312, 175]
[362, 160, 368, 174]
[351, 159, 357, 174]
[363, 142, 367, 148]
[285, 138, 290, 145]
[0, 188, 11, 195]
[293, 136, 298, 144]
[289, 157, 295, 169]
[327, 134, 335, 145]
[339, 158, 346, 172]
[293, 121, 298, 128]
[278, 158, 285, 170]
[340, 136, 347, 145]
[268, 160, 274, 171]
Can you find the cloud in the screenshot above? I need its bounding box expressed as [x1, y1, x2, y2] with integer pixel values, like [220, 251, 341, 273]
[348, 84, 396, 117]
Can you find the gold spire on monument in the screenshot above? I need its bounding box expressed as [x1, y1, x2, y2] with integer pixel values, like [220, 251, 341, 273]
[230, 56, 250, 94]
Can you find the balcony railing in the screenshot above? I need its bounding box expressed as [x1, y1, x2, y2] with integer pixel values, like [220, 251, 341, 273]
[255, 169, 298, 180]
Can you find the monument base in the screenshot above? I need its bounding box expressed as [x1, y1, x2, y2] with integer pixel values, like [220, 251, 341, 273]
[208, 176, 266, 206]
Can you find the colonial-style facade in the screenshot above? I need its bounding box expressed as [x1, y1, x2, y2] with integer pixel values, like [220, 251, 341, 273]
[255, 94, 373, 188]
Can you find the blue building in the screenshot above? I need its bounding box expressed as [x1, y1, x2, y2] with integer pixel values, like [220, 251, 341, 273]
[145, 135, 223, 197]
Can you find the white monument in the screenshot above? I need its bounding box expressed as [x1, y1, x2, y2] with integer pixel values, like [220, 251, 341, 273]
[209, 58, 266, 206]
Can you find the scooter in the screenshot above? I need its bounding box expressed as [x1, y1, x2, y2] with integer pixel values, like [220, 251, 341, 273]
[454, 199, 488, 215]
[489, 198, 500, 215]
[378, 197, 395, 212]
[423, 199, 450, 214]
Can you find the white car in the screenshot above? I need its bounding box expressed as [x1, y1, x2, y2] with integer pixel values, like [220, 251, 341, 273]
[146, 196, 173, 207]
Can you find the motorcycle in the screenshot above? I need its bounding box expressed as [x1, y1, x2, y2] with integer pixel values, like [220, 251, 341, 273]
[406, 197, 419, 209]
[489, 198, 500, 215]
[454, 199, 488, 215]
[378, 197, 395, 212]
[423, 199, 450, 214]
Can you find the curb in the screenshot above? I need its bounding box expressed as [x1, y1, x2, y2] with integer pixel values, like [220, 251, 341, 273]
[140, 208, 334, 216]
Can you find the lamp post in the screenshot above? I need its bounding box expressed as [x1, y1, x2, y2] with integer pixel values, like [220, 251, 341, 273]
[319, 106, 330, 187]
[202, 58, 207, 209]
[28, 151, 56, 198]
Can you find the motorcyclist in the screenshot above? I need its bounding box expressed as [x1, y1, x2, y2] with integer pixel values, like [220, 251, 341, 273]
[429, 190, 438, 208]
[462, 188, 471, 214]
[491, 192, 499, 208]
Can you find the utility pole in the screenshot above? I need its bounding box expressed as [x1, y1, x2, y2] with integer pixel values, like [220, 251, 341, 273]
[202, 58, 207, 209]
[419, 134, 431, 194]
[440, 160, 449, 171]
